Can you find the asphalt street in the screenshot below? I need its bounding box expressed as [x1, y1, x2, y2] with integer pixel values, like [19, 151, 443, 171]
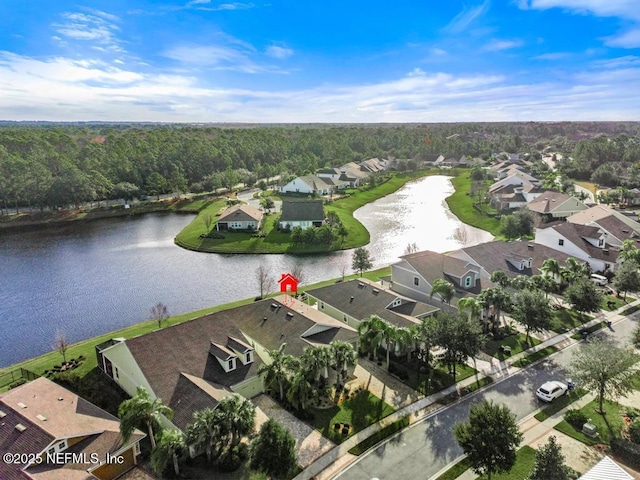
[335, 315, 638, 480]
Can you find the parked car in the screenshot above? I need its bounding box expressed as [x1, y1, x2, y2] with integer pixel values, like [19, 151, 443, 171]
[536, 381, 568, 402]
[590, 274, 608, 286]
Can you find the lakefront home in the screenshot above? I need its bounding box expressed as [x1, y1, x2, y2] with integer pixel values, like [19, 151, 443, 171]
[95, 295, 357, 431]
[216, 204, 264, 231]
[279, 200, 325, 230]
[0, 377, 145, 480]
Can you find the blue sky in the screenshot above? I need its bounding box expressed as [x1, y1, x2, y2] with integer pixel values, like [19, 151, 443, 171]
[0, 0, 639, 122]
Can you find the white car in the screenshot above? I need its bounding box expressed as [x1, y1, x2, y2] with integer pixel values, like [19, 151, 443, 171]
[536, 381, 568, 402]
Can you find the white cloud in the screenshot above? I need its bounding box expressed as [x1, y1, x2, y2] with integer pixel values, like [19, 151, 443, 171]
[53, 11, 124, 52]
[484, 39, 523, 51]
[1, 52, 639, 122]
[519, 0, 640, 21]
[266, 45, 293, 59]
[533, 52, 571, 59]
[444, 0, 491, 34]
[604, 28, 640, 48]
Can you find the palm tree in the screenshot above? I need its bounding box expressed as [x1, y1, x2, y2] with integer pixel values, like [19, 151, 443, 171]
[151, 428, 186, 477]
[457, 297, 481, 323]
[563, 257, 588, 284]
[430, 278, 456, 310]
[620, 239, 640, 264]
[540, 258, 561, 283]
[330, 341, 357, 385]
[185, 408, 219, 464]
[510, 275, 531, 290]
[215, 395, 256, 449]
[415, 317, 437, 368]
[477, 287, 511, 330]
[490, 270, 511, 289]
[357, 315, 387, 360]
[118, 387, 173, 449]
[381, 322, 397, 370]
[258, 344, 298, 401]
[392, 326, 414, 362]
[287, 371, 317, 411]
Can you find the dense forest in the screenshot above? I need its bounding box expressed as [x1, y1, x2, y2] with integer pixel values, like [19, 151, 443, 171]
[1, 122, 639, 213]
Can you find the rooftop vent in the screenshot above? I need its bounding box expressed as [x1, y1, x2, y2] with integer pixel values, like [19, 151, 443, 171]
[350, 296, 354, 303]
[372, 289, 379, 294]
[0, 410, 6, 418]
[527, 244, 534, 250]
[17, 402, 27, 409]
[358, 282, 365, 288]
[603, 249, 610, 255]
[36, 415, 47, 422]
[57, 397, 64, 402]
[623, 229, 630, 233]
[286, 312, 294, 320]
[270, 303, 278, 310]
[15, 423, 27, 432]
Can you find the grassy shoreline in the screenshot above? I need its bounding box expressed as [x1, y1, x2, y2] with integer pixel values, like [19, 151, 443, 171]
[174, 170, 438, 254]
[0, 266, 391, 381]
[445, 172, 502, 236]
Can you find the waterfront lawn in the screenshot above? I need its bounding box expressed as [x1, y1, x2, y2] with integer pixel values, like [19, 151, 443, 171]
[446, 172, 502, 236]
[311, 390, 395, 444]
[483, 333, 541, 359]
[554, 399, 625, 446]
[549, 308, 590, 333]
[0, 267, 392, 390]
[175, 170, 436, 254]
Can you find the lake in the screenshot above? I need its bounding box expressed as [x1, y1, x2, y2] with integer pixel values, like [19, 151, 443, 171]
[0, 175, 492, 367]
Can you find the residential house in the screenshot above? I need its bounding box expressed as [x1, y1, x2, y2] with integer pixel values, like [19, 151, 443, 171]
[95, 296, 357, 431]
[422, 154, 445, 167]
[525, 191, 588, 223]
[534, 221, 619, 273]
[315, 169, 351, 190]
[489, 171, 540, 194]
[216, 204, 264, 231]
[567, 204, 640, 247]
[279, 175, 332, 196]
[306, 278, 438, 331]
[279, 200, 324, 230]
[0, 377, 145, 480]
[489, 184, 546, 211]
[389, 250, 489, 309]
[359, 158, 385, 173]
[339, 162, 372, 187]
[447, 239, 573, 281]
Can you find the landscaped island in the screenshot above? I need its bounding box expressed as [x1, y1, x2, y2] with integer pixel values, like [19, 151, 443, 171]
[174, 170, 438, 254]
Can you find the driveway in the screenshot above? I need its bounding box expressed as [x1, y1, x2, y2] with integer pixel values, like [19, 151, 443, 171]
[334, 315, 639, 480]
[236, 189, 282, 213]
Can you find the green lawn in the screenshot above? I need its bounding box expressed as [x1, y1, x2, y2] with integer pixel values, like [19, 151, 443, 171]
[348, 416, 410, 455]
[549, 308, 591, 333]
[436, 446, 537, 480]
[389, 359, 478, 396]
[621, 305, 640, 316]
[570, 321, 607, 340]
[602, 295, 628, 311]
[554, 399, 626, 446]
[175, 170, 437, 254]
[310, 390, 395, 444]
[534, 388, 588, 422]
[514, 346, 558, 368]
[483, 333, 541, 359]
[445, 172, 502, 236]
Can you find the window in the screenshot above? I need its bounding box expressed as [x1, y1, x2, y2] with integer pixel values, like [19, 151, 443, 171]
[245, 352, 252, 363]
[227, 359, 236, 371]
[558, 239, 564, 246]
[599, 239, 604, 247]
[59, 440, 67, 451]
[414, 277, 419, 286]
[343, 315, 347, 323]
[464, 276, 472, 287]
[113, 367, 119, 379]
[320, 302, 324, 309]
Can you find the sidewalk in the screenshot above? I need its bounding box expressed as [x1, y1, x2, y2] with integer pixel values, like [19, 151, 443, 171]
[293, 299, 639, 480]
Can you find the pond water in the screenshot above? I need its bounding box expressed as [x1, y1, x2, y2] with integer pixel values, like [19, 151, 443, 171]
[0, 175, 492, 366]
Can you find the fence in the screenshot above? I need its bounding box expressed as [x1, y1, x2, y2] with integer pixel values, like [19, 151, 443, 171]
[0, 368, 39, 389]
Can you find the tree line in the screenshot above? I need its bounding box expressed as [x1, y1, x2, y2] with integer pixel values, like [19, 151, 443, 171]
[2, 122, 638, 213]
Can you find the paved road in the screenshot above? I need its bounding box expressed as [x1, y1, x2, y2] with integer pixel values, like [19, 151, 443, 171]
[335, 315, 638, 480]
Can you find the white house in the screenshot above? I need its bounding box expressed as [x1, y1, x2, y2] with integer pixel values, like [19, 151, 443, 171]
[279, 175, 332, 195]
[534, 222, 619, 273]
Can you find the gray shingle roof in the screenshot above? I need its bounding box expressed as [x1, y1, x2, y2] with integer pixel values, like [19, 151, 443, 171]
[279, 200, 324, 222]
[306, 279, 437, 328]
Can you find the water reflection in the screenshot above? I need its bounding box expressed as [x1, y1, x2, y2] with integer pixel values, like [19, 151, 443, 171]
[0, 175, 491, 366]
